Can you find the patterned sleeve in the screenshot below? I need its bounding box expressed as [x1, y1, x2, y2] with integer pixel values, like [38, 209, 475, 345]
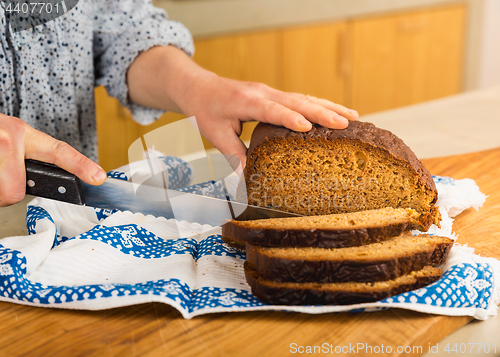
[92, 0, 194, 125]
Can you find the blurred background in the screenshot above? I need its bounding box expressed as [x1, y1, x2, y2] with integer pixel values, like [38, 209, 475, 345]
[95, 0, 500, 171]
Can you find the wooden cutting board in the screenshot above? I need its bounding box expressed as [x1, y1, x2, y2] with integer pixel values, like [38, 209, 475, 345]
[0, 147, 499, 357]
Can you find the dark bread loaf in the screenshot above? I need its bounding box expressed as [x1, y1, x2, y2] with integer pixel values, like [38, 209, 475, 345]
[244, 121, 440, 231]
[245, 233, 453, 283]
[222, 207, 418, 249]
[244, 263, 443, 305]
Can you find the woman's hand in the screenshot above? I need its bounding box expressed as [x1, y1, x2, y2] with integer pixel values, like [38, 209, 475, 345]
[0, 114, 107, 206]
[180, 75, 358, 167]
[128, 45, 358, 168]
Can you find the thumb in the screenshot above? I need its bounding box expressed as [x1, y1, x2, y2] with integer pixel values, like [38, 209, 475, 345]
[24, 126, 106, 185]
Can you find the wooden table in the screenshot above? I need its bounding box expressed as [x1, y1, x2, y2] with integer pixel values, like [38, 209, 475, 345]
[0, 147, 499, 357]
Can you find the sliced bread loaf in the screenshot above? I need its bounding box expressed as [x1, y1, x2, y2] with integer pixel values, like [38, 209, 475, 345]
[244, 121, 441, 231]
[222, 207, 418, 249]
[244, 263, 443, 305]
[246, 233, 453, 283]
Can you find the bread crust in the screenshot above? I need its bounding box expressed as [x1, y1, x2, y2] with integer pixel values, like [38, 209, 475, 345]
[244, 263, 443, 305]
[244, 121, 440, 230]
[245, 235, 453, 283]
[222, 220, 409, 249]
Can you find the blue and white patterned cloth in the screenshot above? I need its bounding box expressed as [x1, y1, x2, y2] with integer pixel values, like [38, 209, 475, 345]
[0, 163, 498, 319]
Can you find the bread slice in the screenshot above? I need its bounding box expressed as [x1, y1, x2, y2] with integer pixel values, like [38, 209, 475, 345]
[244, 263, 443, 305]
[222, 207, 418, 249]
[243, 121, 441, 231]
[246, 233, 453, 283]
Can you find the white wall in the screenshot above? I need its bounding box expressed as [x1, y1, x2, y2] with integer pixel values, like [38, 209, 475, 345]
[477, 0, 500, 88]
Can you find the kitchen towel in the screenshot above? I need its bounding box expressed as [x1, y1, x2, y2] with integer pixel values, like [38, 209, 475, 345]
[0, 158, 498, 320]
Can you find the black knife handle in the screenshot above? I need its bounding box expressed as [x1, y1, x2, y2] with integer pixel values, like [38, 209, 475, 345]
[25, 159, 85, 205]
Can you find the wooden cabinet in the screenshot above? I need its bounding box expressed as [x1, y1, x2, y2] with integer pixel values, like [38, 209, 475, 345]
[194, 31, 280, 88]
[281, 22, 348, 106]
[350, 4, 466, 114]
[95, 4, 466, 171]
[349, 13, 400, 114]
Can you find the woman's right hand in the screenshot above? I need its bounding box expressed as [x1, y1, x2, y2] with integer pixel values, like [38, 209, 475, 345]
[0, 114, 107, 207]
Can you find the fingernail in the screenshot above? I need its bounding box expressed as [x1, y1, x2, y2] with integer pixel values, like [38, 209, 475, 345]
[349, 110, 359, 119]
[92, 167, 107, 183]
[297, 117, 312, 131]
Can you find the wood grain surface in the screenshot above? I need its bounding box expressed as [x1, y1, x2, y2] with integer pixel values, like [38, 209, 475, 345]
[0, 147, 498, 357]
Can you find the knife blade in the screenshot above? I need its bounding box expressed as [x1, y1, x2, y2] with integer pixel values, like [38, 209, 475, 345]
[24, 159, 302, 226]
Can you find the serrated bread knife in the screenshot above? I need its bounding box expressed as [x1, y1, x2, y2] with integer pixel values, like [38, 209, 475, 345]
[24, 159, 301, 226]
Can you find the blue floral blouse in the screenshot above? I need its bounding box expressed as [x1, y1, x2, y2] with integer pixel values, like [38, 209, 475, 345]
[0, 0, 194, 161]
